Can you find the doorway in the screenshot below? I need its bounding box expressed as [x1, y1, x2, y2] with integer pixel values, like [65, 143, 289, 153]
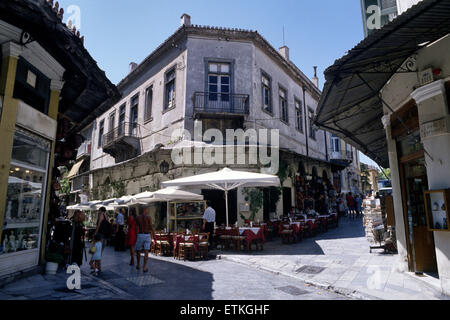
[400, 156, 438, 273]
[282, 187, 292, 216]
[201, 189, 237, 226]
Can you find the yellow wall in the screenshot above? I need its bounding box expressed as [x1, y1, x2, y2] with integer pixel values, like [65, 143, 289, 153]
[0, 56, 19, 243]
[39, 89, 60, 261]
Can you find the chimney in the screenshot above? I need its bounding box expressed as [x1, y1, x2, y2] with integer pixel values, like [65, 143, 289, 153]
[312, 66, 319, 88]
[180, 13, 191, 27]
[129, 62, 138, 73]
[279, 46, 290, 61]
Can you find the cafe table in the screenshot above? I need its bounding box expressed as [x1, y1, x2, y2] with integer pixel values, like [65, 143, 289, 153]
[239, 227, 265, 247]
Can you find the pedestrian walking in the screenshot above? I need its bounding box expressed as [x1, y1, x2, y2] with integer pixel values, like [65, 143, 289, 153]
[126, 208, 137, 266]
[202, 201, 216, 249]
[355, 194, 363, 218]
[135, 207, 154, 273]
[115, 208, 126, 251]
[94, 207, 112, 266]
[346, 193, 356, 219]
[89, 234, 103, 276]
[69, 210, 86, 267]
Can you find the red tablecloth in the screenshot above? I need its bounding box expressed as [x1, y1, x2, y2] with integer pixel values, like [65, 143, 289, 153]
[240, 228, 265, 246]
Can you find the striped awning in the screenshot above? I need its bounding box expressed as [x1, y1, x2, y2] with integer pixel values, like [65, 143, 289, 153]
[67, 159, 85, 179]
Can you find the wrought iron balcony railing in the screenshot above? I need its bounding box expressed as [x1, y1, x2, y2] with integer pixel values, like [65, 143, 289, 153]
[76, 141, 91, 159]
[329, 148, 354, 162]
[102, 122, 138, 148]
[194, 92, 249, 115]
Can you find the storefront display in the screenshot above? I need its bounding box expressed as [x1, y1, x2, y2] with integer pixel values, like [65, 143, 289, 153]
[0, 128, 50, 255]
[168, 201, 206, 232]
[424, 190, 450, 232]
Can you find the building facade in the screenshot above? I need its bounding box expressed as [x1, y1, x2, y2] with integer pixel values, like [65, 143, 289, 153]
[70, 15, 360, 228]
[0, 0, 118, 280]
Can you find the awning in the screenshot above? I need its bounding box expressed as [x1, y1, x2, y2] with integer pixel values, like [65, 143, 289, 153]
[67, 160, 85, 179]
[314, 0, 450, 168]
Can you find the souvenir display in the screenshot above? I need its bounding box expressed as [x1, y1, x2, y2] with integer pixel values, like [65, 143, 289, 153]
[424, 190, 450, 232]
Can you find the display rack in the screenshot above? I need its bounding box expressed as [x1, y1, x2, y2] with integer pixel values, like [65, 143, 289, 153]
[424, 189, 450, 232]
[168, 200, 206, 232]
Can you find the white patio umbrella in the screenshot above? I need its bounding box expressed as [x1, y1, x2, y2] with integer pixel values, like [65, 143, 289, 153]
[66, 203, 94, 211]
[161, 168, 280, 226]
[133, 187, 204, 230]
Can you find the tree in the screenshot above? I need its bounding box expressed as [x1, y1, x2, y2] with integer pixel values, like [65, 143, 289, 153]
[378, 168, 391, 180]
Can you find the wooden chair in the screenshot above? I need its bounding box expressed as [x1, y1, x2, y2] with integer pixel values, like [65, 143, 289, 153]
[280, 224, 294, 244]
[173, 232, 184, 259]
[178, 234, 195, 261]
[231, 228, 246, 252]
[198, 233, 210, 260]
[155, 232, 171, 256]
[218, 228, 232, 251]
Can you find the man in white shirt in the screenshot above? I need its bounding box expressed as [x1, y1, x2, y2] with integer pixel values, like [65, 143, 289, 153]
[202, 201, 216, 249]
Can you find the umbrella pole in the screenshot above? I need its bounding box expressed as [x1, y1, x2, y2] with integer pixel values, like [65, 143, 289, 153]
[166, 201, 170, 232]
[225, 190, 229, 227]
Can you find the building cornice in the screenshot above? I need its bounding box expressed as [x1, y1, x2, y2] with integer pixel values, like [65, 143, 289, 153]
[411, 79, 446, 104]
[1, 41, 22, 58]
[117, 25, 321, 99]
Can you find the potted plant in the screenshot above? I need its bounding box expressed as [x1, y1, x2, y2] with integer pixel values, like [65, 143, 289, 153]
[45, 252, 64, 275]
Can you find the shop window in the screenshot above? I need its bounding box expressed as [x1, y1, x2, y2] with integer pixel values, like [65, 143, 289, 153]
[1, 128, 50, 255]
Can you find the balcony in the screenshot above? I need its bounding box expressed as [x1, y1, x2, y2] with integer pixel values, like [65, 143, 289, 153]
[76, 141, 91, 160]
[329, 149, 353, 167]
[193, 92, 249, 119]
[102, 122, 140, 163]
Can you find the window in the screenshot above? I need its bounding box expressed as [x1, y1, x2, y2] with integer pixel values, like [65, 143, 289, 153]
[308, 108, 316, 140]
[331, 134, 340, 152]
[295, 99, 303, 132]
[164, 68, 176, 110]
[262, 73, 272, 113]
[208, 62, 231, 107]
[109, 111, 115, 132]
[279, 88, 288, 123]
[118, 104, 126, 136]
[98, 120, 104, 148]
[1, 129, 51, 255]
[144, 86, 153, 122]
[130, 95, 139, 136]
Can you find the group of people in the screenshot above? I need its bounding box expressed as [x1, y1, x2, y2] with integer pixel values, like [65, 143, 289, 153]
[69, 206, 156, 275]
[335, 192, 364, 219]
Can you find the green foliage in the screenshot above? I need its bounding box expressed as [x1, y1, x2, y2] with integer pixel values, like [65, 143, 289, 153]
[378, 168, 391, 180]
[243, 188, 263, 221]
[59, 177, 71, 195]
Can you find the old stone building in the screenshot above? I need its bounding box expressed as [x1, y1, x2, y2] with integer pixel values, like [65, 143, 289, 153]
[70, 14, 359, 226]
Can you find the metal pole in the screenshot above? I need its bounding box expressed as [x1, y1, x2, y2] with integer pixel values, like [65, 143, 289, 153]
[225, 190, 229, 227]
[166, 201, 170, 231]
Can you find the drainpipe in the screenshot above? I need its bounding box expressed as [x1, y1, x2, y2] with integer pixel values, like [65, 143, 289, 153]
[303, 85, 309, 158]
[324, 131, 329, 162]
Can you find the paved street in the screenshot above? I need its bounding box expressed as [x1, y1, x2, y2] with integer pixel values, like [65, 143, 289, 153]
[0, 249, 347, 300]
[218, 216, 449, 300]
[1, 216, 448, 300]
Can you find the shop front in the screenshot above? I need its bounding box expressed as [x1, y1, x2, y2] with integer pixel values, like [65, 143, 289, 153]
[391, 106, 438, 273]
[0, 128, 52, 275]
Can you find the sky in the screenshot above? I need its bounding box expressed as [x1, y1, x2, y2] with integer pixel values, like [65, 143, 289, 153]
[57, 0, 379, 167]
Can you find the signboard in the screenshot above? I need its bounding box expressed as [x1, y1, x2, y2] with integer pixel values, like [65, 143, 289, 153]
[420, 118, 448, 139]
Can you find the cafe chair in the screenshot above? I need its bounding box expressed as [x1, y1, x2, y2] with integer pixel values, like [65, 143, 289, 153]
[173, 232, 184, 259]
[198, 233, 210, 260]
[178, 235, 195, 261]
[280, 224, 294, 244]
[155, 232, 171, 256]
[231, 228, 246, 252]
[218, 229, 232, 251]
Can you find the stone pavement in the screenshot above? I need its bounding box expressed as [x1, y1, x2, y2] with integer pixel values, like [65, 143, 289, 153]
[0, 247, 347, 300]
[217, 216, 449, 300]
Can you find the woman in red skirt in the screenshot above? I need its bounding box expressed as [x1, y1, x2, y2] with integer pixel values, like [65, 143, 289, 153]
[126, 208, 137, 266]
